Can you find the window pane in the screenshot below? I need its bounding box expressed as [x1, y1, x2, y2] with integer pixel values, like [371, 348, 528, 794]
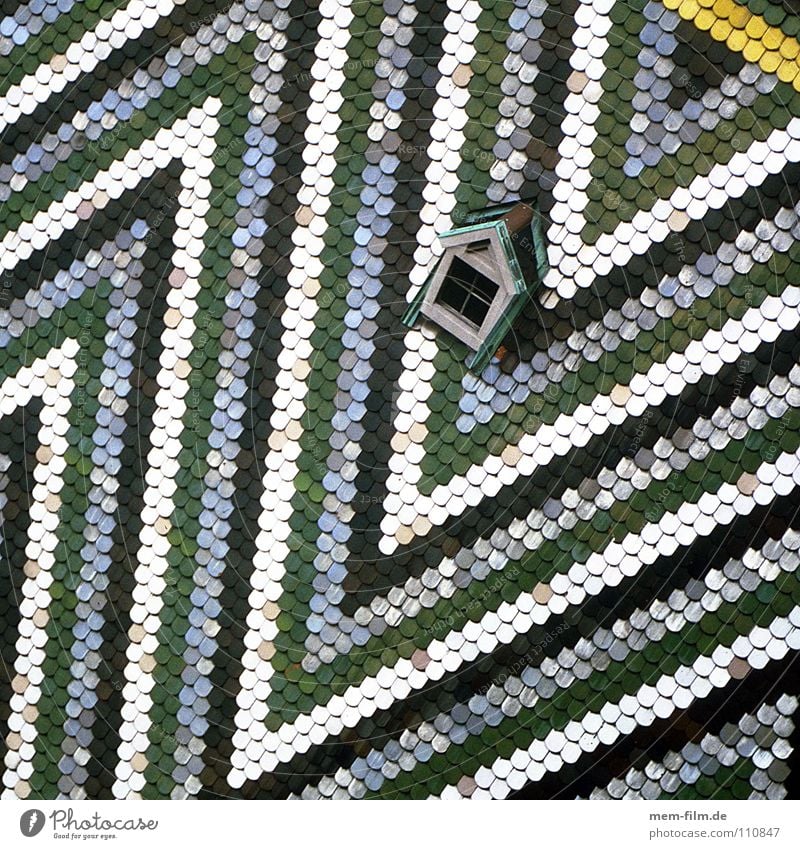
[462, 294, 490, 325]
[436, 256, 499, 326]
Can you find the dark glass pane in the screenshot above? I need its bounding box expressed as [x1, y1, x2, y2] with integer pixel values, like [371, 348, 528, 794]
[462, 294, 490, 325]
[437, 276, 469, 314]
[436, 256, 499, 326]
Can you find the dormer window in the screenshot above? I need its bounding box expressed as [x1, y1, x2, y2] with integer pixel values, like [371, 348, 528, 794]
[403, 201, 548, 372]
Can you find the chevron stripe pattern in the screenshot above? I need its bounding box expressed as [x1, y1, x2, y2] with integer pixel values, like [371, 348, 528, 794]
[0, 0, 799, 801]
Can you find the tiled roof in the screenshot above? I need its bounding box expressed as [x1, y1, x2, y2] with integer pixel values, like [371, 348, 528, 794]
[0, 0, 799, 800]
